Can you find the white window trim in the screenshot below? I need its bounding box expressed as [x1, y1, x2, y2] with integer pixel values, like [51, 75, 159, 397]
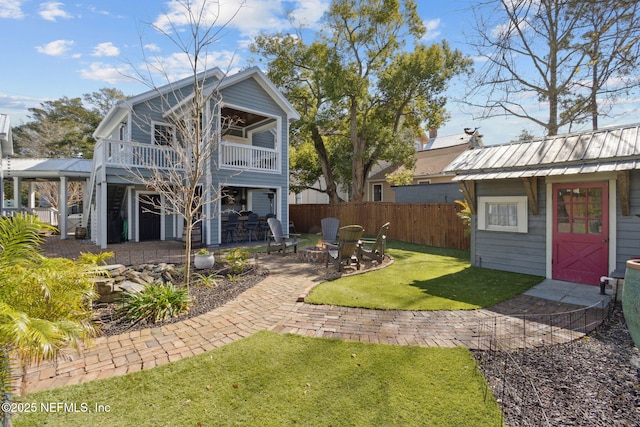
[478, 196, 528, 233]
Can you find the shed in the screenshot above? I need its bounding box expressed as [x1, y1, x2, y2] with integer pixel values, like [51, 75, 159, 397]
[444, 123, 640, 286]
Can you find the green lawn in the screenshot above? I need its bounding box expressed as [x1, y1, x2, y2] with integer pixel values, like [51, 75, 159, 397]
[14, 331, 502, 427]
[305, 240, 543, 310]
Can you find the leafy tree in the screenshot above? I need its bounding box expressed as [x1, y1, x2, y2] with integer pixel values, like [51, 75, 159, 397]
[0, 214, 99, 425]
[252, 0, 472, 202]
[12, 88, 125, 159]
[12, 97, 101, 159]
[83, 87, 127, 117]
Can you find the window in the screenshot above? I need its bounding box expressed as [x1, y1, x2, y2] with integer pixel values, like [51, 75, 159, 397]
[477, 196, 528, 233]
[152, 122, 175, 146]
[118, 123, 127, 141]
[373, 184, 382, 202]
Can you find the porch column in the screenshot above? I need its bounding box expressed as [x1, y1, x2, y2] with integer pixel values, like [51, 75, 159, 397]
[27, 182, 36, 209]
[12, 177, 21, 210]
[59, 177, 68, 239]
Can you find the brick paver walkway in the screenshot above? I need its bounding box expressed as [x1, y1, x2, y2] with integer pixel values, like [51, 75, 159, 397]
[16, 237, 607, 394]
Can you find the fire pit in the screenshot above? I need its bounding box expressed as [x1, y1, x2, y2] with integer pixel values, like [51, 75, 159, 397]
[298, 246, 327, 264]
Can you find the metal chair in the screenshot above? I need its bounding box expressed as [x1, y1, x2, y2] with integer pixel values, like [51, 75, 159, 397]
[222, 214, 239, 243]
[244, 213, 259, 242]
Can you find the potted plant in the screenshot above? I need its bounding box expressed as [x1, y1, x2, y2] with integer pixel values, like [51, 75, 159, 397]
[194, 248, 215, 269]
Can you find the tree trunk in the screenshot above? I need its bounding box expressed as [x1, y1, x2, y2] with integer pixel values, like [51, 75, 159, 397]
[311, 127, 342, 204]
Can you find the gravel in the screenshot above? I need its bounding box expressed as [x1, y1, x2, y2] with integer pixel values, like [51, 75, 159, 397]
[93, 262, 268, 336]
[475, 304, 640, 426]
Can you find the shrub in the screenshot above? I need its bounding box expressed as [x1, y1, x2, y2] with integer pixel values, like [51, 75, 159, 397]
[118, 283, 192, 324]
[224, 248, 250, 275]
[193, 273, 222, 288]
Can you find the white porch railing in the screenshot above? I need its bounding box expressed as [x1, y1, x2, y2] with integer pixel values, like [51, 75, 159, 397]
[95, 139, 279, 173]
[219, 141, 279, 172]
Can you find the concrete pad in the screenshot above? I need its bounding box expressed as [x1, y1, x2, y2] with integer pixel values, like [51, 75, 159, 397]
[524, 279, 610, 307]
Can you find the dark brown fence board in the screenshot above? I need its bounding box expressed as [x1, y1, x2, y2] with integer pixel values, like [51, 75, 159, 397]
[289, 202, 470, 250]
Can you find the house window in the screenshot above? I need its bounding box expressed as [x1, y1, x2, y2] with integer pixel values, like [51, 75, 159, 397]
[118, 123, 127, 141]
[373, 184, 382, 202]
[477, 196, 528, 233]
[152, 122, 175, 146]
[417, 179, 432, 184]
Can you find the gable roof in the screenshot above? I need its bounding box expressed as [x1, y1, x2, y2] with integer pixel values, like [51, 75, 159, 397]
[94, 67, 298, 139]
[445, 123, 640, 181]
[368, 142, 470, 182]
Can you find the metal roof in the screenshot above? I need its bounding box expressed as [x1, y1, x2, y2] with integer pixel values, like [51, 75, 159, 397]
[445, 124, 640, 181]
[2, 158, 92, 179]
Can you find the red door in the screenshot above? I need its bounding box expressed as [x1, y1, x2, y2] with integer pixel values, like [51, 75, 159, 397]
[552, 183, 608, 285]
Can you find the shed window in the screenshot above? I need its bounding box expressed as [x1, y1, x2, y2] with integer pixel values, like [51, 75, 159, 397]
[478, 196, 528, 233]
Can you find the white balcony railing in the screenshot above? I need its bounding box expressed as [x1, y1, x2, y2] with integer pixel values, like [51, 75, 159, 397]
[95, 139, 279, 173]
[219, 141, 279, 172]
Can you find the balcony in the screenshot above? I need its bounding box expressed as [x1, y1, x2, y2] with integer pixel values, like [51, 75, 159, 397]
[95, 139, 279, 173]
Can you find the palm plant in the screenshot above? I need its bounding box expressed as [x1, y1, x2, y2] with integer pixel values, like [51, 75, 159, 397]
[0, 214, 99, 425]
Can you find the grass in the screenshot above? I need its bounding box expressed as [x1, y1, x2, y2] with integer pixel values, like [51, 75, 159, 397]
[305, 240, 543, 310]
[14, 331, 502, 427]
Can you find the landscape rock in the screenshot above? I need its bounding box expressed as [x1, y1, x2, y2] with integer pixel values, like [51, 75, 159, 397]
[94, 263, 177, 303]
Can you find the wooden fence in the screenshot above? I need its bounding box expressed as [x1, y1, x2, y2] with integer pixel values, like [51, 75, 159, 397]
[289, 202, 470, 251]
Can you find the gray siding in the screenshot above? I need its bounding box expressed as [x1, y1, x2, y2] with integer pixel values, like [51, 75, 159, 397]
[394, 183, 462, 203]
[472, 179, 547, 277]
[616, 170, 640, 271]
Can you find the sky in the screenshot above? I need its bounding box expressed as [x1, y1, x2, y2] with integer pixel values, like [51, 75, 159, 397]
[1, 0, 638, 145]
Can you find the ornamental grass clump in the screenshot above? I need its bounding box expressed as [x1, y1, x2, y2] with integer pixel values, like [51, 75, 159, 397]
[118, 283, 192, 324]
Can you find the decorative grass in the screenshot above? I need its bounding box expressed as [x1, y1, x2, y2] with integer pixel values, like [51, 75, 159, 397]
[306, 240, 543, 310]
[14, 331, 502, 426]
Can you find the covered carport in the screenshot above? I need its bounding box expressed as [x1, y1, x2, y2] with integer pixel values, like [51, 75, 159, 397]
[1, 157, 92, 239]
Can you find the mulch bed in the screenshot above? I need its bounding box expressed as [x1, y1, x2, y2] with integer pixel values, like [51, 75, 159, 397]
[475, 304, 640, 426]
[92, 262, 269, 337]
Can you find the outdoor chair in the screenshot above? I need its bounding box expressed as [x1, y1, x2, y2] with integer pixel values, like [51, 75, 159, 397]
[325, 225, 364, 272]
[267, 217, 300, 255]
[222, 214, 239, 243]
[259, 213, 276, 241]
[358, 222, 390, 263]
[244, 213, 259, 242]
[320, 217, 340, 245]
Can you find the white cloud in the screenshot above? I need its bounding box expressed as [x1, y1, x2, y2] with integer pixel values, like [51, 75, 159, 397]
[144, 50, 239, 82]
[422, 18, 441, 41]
[288, 0, 329, 29]
[92, 42, 120, 57]
[0, 0, 24, 19]
[39, 2, 72, 21]
[153, 0, 308, 37]
[144, 43, 161, 52]
[35, 39, 75, 56]
[79, 62, 135, 84]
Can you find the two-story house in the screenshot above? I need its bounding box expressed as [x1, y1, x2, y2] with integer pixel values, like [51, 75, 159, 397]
[89, 66, 299, 248]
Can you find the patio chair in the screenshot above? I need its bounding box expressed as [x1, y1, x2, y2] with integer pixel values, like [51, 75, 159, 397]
[358, 222, 390, 263]
[222, 214, 239, 243]
[244, 213, 259, 242]
[320, 217, 340, 245]
[325, 225, 364, 272]
[267, 217, 300, 255]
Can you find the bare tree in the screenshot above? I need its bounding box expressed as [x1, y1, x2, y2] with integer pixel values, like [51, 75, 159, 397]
[465, 0, 640, 136]
[37, 181, 83, 210]
[568, 0, 640, 130]
[465, 0, 585, 136]
[122, 0, 244, 284]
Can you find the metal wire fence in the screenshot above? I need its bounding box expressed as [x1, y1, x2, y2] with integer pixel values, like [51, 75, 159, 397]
[473, 299, 613, 426]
